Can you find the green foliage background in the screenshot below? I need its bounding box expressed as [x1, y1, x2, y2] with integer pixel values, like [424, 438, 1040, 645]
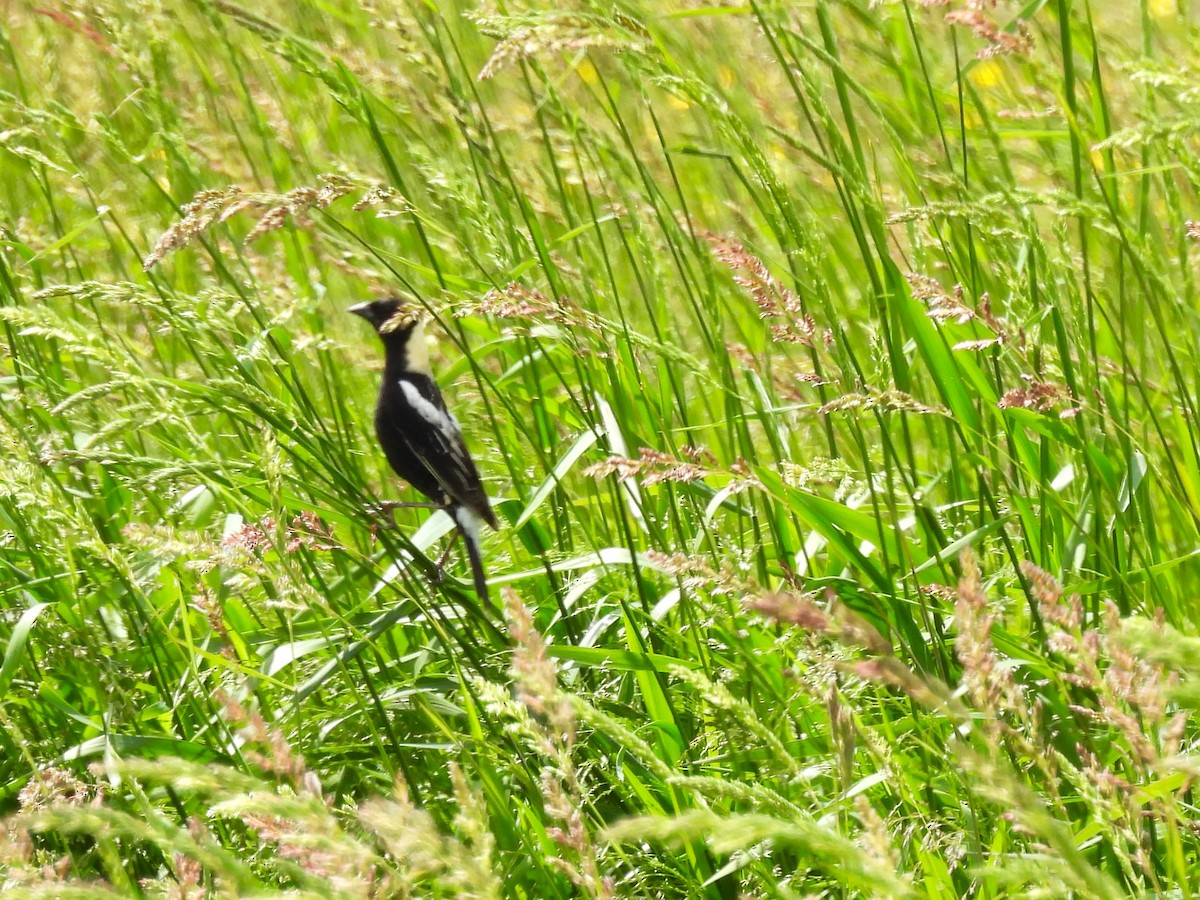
[2, 0, 1200, 896]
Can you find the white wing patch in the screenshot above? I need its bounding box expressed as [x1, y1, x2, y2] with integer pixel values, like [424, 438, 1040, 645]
[400, 380, 455, 430]
[398, 380, 469, 468]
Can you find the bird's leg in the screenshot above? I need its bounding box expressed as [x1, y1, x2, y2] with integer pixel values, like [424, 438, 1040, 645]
[362, 499, 459, 587]
[428, 530, 460, 586]
[370, 499, 444, 514]
[364, 499, 444, 525]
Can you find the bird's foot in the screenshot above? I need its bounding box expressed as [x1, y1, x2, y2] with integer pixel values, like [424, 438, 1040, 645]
[365, 500, 443, 522]
[425, 533, 459, 589]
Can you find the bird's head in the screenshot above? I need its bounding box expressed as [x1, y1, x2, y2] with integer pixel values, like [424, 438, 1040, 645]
[349, 297, 431, 374]
[348, 297, 422, 336]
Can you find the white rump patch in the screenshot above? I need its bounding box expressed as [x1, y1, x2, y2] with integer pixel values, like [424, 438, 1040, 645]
[452, 505, 481, 546]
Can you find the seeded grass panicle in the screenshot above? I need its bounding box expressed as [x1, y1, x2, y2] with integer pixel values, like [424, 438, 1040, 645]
[2, 0, 1200, 895]
[3, 697, 506, 897]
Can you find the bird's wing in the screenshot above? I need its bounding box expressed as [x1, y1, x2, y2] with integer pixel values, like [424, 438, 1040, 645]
[389, 376, 496, 527]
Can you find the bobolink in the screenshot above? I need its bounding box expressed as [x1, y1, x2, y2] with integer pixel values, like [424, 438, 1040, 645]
[349, 297, 498, 602]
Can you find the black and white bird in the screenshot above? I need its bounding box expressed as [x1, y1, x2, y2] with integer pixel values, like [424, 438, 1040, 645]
[349, 297, 497, 602]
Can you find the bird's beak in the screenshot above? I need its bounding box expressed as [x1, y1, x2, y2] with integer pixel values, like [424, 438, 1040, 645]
[347, 302, 372, 319]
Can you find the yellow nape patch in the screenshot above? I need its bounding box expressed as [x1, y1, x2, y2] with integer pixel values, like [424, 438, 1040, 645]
[404, 319, 432, 375]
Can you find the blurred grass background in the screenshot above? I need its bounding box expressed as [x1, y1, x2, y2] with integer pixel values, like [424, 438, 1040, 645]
[2, 0, 1200, 896]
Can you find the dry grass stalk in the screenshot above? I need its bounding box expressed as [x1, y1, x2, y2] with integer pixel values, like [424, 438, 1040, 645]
[819, 389, 946, 416]
[503, 588, 611, 898]
[470, 282, 584, 326]
[998, 375, 1081, 418]
[704, 232, 820, 345]
[955, 550, 1030, 736]
[143, 176, 357, 269]
[584, 446, 711, 486]
[749, 588, 893, 655]
[475, 14, 643, 81]
[943, 7, 1033, 58]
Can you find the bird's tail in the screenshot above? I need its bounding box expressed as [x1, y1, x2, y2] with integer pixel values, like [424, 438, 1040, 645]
[451, 505, 490, 604]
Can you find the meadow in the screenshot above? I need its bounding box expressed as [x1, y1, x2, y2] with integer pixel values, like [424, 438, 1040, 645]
[1, 0, 1199, 896]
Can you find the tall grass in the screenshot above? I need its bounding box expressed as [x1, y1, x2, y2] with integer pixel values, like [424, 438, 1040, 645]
[2, 0, 1199, 895]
